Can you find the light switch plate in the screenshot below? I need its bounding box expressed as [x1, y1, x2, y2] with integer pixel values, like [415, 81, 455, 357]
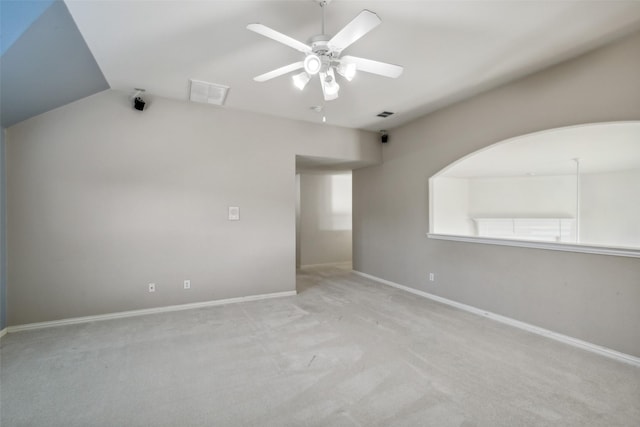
[228, 206, 240, 221]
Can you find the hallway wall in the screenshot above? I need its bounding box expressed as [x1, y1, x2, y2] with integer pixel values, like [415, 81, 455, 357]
[299, 172, 352, 266]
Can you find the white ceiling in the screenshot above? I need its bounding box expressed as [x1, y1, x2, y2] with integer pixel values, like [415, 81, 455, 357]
[439, 122, 640, 178]
[65, 0, 640, 131]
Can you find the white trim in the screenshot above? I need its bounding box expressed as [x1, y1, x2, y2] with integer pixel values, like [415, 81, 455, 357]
[427, 233, 640, 258]
[300, 261, 352, 269]
[6, 290, 297, 333]
[352, 270, 640, 367]
[0, 327, 6, 339]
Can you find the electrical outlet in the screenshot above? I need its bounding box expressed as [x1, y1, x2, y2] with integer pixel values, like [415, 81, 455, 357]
[184, 280, 191, 290]
[148, 283, 156, 292]
[429, 273, 435, 282]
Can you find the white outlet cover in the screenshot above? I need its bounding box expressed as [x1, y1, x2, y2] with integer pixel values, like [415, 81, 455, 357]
[184, 280, 191, 289]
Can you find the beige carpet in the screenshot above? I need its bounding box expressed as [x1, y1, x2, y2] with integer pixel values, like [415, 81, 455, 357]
[1, 265, 639, 426]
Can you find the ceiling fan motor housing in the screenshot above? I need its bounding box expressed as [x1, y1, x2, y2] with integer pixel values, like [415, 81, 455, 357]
[310, 35, 331, 54]
[309, 35, 339, 73]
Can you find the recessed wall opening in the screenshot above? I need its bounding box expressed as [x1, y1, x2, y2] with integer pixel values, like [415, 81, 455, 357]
[428, 121, 640, 257]
[295, 156, 355, 271]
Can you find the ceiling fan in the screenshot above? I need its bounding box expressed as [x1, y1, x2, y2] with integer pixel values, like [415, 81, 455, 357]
[247, 0, 403, 101]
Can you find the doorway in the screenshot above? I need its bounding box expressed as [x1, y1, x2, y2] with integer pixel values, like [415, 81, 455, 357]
[295, 157, 354, 270]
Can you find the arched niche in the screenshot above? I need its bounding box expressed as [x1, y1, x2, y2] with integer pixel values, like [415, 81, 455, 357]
[428, 121, 640, 257]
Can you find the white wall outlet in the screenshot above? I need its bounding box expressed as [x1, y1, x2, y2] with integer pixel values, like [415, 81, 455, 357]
[429, 273, 435, 282]
[148, 283, 156, 292]
[184, 280, 191, 290]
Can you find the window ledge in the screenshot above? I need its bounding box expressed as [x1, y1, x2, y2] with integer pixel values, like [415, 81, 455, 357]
[427, 233, 640, 258]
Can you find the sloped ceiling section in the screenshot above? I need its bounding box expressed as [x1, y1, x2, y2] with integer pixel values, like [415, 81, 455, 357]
[0, 0, 109, 128]
[0, 0, 55, 55]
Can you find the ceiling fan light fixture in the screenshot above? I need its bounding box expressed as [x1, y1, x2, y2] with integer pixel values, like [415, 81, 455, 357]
[337, 62, 356, 81]
[304, 53, 322, 75]
[248, 3, 403, 102]
[292, 71, 310, 90]
[323, 68, 340, 99]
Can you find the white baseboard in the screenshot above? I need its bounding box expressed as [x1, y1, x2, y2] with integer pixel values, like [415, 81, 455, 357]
[0, 327, 6, 339]
[300, 261, 352, 269]
[6, 290, 297, 334]
[353, 270, 640, 367]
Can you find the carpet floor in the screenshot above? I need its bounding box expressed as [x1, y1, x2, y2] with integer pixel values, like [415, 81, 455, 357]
[1, 265, 639, 426]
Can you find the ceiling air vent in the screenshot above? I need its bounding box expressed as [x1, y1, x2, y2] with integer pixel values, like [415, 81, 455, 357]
[377, 111, 394, 118]
[189, 79, 229, 106]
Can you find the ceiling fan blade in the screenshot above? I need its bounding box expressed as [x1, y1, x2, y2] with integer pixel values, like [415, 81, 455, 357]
[247, 23, 312, 54]
[254, 62, 304, 82]
[341, 55, 404, 78]
[328, 10, 381, 54]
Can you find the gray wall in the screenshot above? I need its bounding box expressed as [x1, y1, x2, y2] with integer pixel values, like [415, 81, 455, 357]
[1, 128, 6, 330]
[353, 31, 640, 358]
[299, 172, 352, 266]
[6, 89, 380, 325]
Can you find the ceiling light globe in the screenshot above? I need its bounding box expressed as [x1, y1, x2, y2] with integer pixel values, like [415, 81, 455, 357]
[304, 54, 321, 75]
[292, 72, 310, 90]
[325, 81, 340, 96]
[341, 62, 356, 81]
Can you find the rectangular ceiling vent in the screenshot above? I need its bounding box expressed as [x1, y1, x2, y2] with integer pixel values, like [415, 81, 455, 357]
[189, 79, 229, 106]
[377, 111, 394, 118]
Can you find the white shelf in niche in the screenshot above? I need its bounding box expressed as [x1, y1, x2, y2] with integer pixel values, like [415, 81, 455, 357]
[473, 217, 575, 243]
[427, 233, 640, 258]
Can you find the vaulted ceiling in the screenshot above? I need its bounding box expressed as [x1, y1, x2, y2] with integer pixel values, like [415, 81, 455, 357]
[0, 0, 108, 128]
[3, 0, 640, 130]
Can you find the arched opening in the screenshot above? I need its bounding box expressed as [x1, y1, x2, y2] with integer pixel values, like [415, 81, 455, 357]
[429, 122, 640, 256]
